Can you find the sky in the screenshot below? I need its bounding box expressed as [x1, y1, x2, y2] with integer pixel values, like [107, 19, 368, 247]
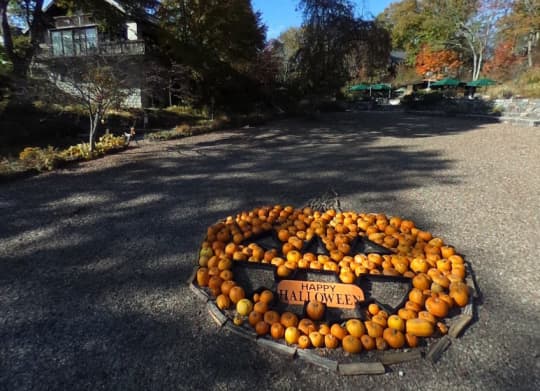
[252, 0, 396, 40]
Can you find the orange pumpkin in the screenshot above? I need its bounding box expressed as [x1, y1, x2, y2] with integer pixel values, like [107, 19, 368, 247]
[440, 246, 455, 258]
[220, 280, 236, 296]
[280, 312, 299, 328]
[228, 286, 246, 304]
[412, 273, 432, 291]
[408, 288, 426, 306]
[383, 327, 406, 349]
[324, 334, 339, 349]
[248, 311, 263, 327]
[436, 321, 449, 335]
[306, 301, 326, 321]
[196, 267, 210, 286]
[270, 322, 285, 340]
[297, 335, 311, 349]
[255, 320, 270, 336]
[406, 318, 435, 337]
[438, 293, 454, 309]
[418, 311, 437, 324]
[330, 323, 348, 340]
[342, 335, 363, 353]
[308, 331, 325, 348]
[360, 334, 376, 350]
[371, 314, 388, 328]
[425, 296, 450, 318]
[376, 336, 388, 350]
[298, 318, 316, 335]
[449, 282, 470, 307]
[405, 333, 419, 348]
[365, 321, 384, 338]
[263, 310, 280, 325]
[405, 300, 423, 313]
[398, 308, 418, 320]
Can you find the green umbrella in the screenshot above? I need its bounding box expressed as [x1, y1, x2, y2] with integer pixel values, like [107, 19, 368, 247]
[467, 78, 496, 87]
[431, 77, 461, 87]
[370, 83, 391, 90]
[349, 83, 370, 91]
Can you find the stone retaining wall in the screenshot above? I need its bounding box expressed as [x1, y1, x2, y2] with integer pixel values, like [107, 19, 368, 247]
[493, 99, 540, 118]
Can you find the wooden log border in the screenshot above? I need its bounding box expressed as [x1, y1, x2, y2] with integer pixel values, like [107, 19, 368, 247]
[189, 265, 478, 374]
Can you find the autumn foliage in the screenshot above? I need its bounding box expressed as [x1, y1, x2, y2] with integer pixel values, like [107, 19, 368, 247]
[483, 40, 523, 80]
[415, 45, 462, 79]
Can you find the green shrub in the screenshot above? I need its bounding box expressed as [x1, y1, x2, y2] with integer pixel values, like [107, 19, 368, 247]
[164, 105, 208, 117]
[145, 123, 194, 141]
[400, 91, 445, 109]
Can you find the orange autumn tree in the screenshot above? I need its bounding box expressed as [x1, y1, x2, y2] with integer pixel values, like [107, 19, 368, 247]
[415, 45, 462, 79]
[483, 39, 522, 80]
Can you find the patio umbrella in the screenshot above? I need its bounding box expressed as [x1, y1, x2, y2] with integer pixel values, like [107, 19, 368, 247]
[370, 83, 391, 90]
[467, 78, 496, 87]
[349, 83, 370, 91]
[431, 77, 461, 87]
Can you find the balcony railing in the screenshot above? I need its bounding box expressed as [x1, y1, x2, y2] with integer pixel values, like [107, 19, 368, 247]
[54, 14, 94, 28]
[37, 40, 146, 58]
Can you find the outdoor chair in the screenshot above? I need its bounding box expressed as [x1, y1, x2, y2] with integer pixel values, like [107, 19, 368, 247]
[124, 127, 139, 146]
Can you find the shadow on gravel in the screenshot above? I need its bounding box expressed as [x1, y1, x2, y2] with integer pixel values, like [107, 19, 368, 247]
[2, 111, 527, 390]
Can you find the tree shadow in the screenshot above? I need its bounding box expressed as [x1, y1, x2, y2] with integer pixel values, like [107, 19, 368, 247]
[1, 111, 534, 389]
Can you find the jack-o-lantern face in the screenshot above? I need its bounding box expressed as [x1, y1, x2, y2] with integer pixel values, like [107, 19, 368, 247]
[194, 205, 471, 354]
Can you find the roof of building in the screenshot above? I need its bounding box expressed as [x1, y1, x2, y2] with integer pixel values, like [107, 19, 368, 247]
[44, 0, 126, 14]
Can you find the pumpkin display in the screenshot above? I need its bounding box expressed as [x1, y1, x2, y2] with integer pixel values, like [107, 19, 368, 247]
[192, 205, 474, 358]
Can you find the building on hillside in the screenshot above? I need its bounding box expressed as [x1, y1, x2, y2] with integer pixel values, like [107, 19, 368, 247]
[33, 0, 159, 109]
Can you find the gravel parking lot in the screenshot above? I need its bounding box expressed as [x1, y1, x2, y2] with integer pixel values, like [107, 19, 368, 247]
[1, 111, 539, 390]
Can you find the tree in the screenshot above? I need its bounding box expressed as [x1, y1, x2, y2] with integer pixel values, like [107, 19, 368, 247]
[251, 41, 281, 91]
[296, 0, 357, 95]
[157, 0, 266, 109]
[145, 59, 200, 107]
[454, 0, 506, 80]
[377, 0, 464, 65]
[499, 0, 540, 67]
[46, 56, 137, 152]
[378, 0, 429, 65]
[0, 0, 45, 78]
[482, 39, 522, 79]
[160, 0, 265, 69]
[415, 44, 462, 79]
[274, 27, 303, 85]
[346, 20, 392, 83]
[379, 0, 509, 81]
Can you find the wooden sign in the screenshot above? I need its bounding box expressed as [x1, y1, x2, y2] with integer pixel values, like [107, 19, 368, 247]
[277, 280, 365, 309]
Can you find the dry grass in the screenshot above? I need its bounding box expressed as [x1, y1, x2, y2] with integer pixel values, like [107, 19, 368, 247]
[486, 66, 540, 99]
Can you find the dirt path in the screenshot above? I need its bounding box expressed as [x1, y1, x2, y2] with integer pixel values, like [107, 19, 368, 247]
[1, 111, 539, 390]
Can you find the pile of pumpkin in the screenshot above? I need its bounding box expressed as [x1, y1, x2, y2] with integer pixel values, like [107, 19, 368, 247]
[195, 205, 470, 354]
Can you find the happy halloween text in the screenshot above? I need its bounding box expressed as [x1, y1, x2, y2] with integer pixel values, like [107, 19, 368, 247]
[276, 280, 364, 309]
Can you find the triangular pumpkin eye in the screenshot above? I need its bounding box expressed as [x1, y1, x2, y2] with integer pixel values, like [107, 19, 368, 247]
[350, 236, 394, 255]
[302, 235, 329, 255]
[245, 230, 281, 251]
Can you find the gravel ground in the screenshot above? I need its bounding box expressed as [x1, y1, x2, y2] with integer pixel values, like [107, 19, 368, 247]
[1, 111, 539, 391]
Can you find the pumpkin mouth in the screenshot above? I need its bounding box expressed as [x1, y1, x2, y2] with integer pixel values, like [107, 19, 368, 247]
[191, 205, 476, 372]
